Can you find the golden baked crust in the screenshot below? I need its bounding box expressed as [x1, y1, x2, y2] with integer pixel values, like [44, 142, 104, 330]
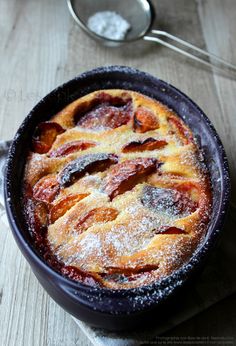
[23, 89, 212, 289]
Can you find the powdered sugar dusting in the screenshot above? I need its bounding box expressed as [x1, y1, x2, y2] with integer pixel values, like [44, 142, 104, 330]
[87, 11, 131, 41]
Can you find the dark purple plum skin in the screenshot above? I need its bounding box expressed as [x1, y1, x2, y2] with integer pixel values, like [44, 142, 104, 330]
[58, 153, 118, 187]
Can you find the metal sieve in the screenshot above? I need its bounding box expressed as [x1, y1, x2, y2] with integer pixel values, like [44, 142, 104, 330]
[67, 0, 236, 71]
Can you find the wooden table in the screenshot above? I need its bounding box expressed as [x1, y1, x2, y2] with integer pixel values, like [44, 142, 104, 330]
[0, 1, 236, 345]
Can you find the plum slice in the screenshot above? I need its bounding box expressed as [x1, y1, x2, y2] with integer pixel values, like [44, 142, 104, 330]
[141, 185, 198, 216]
[49, 140, 96, 158]
[103, 158, 157, 200]
[58, 153, 118, 187]
[168, 115, 193, 145]
[33, 175, 60, 203]
[102, 264, 159, 284]
[76, 93, 132, 130]
[133, 106, 159, 133]
[32, 121, 65, 154]
[24, 196, 64, 271]
[76, 207, 118, 234]
[49, 193, 89, 223]
[24, 198, 48, 239]
[105, 263, 159, 275]
[61, 266, 101, 286]
[122, 138, 167, 153]
[153, 226, 186, 235]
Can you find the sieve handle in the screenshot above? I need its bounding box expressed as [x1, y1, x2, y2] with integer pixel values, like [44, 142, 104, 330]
[144, 30, 236, 71]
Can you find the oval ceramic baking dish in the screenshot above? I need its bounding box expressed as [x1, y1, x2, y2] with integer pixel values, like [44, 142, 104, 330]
[4, 66, 230, 330]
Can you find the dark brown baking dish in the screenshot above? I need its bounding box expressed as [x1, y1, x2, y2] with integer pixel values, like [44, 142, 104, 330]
[4, 66, 230, 330]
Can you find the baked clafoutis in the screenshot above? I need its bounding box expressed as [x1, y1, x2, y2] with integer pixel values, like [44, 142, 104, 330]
[23, 89, 212, 289]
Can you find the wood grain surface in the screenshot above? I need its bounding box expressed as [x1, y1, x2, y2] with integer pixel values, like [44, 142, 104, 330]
[0, 0, 235, 345]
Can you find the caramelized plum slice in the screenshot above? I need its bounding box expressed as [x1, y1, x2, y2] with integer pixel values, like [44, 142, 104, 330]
[33, 175, 60, 203]
[106, 263, 159, 275]
[141, 185, 198, 216]
[133, 107, 159, 133]
[32, 121, 65, 154]
[76, 93, 132, 130]
[168, 115, 193, 145]
[49, 140, 96, 157]
[42, 244, 64, 272]
[153, 226, 186, 235]
[103, 158, 157, 200]
[58, 153, 118, 187]
[24, 198, 48, 238]
[122, 138, 167, 153]
[102, 264, 159, 284]
[61, 266, 101, 286]
[24, 198, 63, 270]
[76, 207, 118, 234]
[49, 193, 89, 223]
